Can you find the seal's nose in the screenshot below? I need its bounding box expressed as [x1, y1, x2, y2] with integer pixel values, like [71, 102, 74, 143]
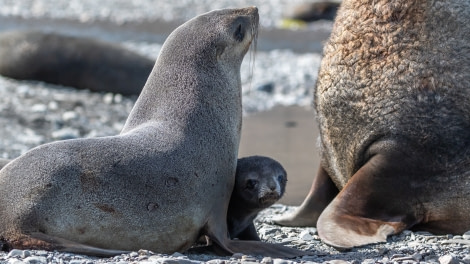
[241, 6, 258, 16]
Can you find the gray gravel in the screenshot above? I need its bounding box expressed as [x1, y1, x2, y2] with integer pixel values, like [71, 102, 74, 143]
[1, 205, 470, 263]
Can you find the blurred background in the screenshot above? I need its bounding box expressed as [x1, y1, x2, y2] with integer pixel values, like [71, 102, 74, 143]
[0, 0, 340, 205]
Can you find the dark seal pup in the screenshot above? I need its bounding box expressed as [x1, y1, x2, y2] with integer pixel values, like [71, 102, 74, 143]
[0, 7, 306, 258]
[0, 31, 154, 95]
[275, 0, 470, 249]
[228, 156, 287, 240]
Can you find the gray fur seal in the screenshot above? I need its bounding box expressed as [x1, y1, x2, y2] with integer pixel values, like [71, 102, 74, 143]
[275, 0, 470, 249]
[228, 156, 287, 240]
[0, 7, 306, 258]
[0, 31, 153, 95]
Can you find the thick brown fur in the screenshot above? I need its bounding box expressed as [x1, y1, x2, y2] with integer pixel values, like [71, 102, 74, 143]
[0, 31, 153, 95]
[275, 0, 470, 248]
[0, 7, 307, 258]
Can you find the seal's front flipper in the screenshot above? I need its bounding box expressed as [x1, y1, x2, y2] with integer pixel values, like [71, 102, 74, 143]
[235, 223, 261, 241]
[274, 166, 338, 227]
[205, 216, 310, 258]
[316, 151, 423, 248]
[30, 232, 130, 257]
[222, 239, 311, 258]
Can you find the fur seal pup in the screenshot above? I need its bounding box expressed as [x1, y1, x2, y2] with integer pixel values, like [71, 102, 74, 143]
[0, 31, 153, 95]
[275, 0, 470, 248]
[228, 156, 287, 240]
[0, 7, 306, 258]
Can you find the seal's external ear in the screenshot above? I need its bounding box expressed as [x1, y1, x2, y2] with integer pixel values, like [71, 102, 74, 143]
[233, 23, 245, 42]
[231, 17, 248, 42]
[317, 152, 422, 248]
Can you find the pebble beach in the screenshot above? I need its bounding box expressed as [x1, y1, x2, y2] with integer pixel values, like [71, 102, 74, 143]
[1, 0, 470, 263]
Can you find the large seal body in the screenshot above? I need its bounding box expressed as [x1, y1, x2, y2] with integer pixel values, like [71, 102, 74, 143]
[0, 7, 304, 258]
[0, 31, 153, 95]
[275, 0, 470, 248]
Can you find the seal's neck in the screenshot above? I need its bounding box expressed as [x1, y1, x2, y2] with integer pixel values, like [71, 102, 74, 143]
[121, 56, 242, 141]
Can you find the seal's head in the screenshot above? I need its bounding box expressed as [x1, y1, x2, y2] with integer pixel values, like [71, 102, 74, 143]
[121, 6, 259, 133]
[160, 7, 258, 69]
[234, 156, 287, 209]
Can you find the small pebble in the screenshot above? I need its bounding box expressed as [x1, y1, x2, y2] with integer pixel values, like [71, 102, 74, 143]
[272, 259, 293, 264]
[68, 260, 87, 264]
[48, 101, 59, 110]
[206, 260, 225, 264]
[325, 260, 350, 264]
[31, 104, 48, 113]
[362, 259, 375, 264]
[62, 111, 79, 121]
[261, 257, 273, 264]
[103, 93, 114, 104]
[114, 94, 123, 103]
[7, 250, 27, 258]
[241, 255, 257, 262]
[8, 259, 25, 264]
[23, 256, 47, 264]
[439, 255, 459, 264]
[51, 127, 80, 140]
[463, 231, 470, 240]
[299, 230, 314, 241]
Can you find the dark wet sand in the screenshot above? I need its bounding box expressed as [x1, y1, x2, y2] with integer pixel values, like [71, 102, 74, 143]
[239, 105, 320, 206]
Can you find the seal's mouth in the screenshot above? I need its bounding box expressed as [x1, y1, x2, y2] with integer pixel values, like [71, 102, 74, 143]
[259, 192, 280, 206]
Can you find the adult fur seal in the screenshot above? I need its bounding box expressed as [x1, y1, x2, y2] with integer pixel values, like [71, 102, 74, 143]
[0, 7, 306, 258]
[275, 0, 470, 248]
[228, 156, 287, 240]
[0, 31, 153, 95]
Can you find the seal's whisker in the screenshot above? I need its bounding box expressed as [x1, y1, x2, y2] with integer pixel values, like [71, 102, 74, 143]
[246, 15, 259, 95]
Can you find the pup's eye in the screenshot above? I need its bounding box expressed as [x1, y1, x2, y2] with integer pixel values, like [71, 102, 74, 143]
[246, 179, 258, 189]
[277, 175, 285, 184]
[234, 24, 245, 42]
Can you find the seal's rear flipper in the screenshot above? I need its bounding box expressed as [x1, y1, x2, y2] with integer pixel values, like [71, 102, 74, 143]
[316, 152, 422, 248]
[30, 232, 130, 257]
[273, 166, 338, 227]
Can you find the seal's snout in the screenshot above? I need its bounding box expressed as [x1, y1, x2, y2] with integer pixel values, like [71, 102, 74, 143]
[239, 6, 258, 15]
[237, 6, 259, 29]
[249, 6, 259, 17]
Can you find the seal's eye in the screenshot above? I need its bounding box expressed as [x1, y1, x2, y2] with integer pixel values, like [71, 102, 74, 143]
[246, 179, 258, 190]
[234, 24, 245, 42]
[277, 175, 285, 184]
